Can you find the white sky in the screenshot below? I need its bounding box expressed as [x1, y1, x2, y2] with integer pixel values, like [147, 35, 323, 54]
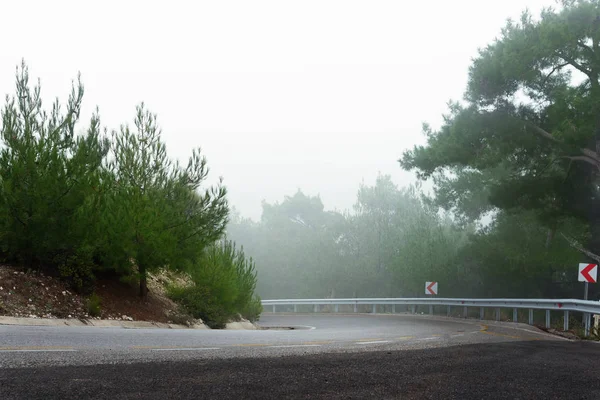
[0, 0, 554, 220]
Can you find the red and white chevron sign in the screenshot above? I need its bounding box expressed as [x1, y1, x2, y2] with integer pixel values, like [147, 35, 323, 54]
[578, 263, 598, 283]
[425, 281, 438, 295]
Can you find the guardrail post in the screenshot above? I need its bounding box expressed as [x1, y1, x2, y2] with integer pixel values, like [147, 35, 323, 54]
[372, 304, 377, 314]
[528, 309, 533, 325]
[495, 308, 500, 321]
[584, 313, 591, 337]
[294, 304, 297, 313]
[272, 305, 276, 313]
[446, 305, 451, 317]
[463, 306, 468, 318]
[563, 310, 569, 331]
[429, 305, 433, 315]
[411, 305, 416, 314]
[314, 304, 318, 313]
[513, 308, 517, 322]
[392, 304, 396, 314]
[354, 303, 357, 313]
[335, 304, 339, 313]
[545, 310, 551, 329]
[480, 307, 484, 319]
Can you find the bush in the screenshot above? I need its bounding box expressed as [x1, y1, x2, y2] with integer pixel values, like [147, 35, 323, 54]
[241, 296, 263, 322]
[167, 285, 231, 329]
[167, 240, 261, 328]
[87, 293, 102, 317]
[55, 250, 96, 295]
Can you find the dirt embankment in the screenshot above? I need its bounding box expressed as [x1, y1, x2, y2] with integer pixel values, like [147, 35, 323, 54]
[0, 265, 197, 325]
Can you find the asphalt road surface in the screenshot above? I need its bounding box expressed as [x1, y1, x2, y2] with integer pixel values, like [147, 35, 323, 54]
[1, 313, 599, 399]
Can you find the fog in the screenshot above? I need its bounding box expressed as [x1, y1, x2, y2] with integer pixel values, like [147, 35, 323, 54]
[0, 0, 551, 220]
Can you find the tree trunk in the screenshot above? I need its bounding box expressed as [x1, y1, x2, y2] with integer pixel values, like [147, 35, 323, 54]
[589, 195, 600, 259]
[545, 226, 556, 250]
[139, 265, 148, 300]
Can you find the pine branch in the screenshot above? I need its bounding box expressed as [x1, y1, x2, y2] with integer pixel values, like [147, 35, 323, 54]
[563, 155, 600, 170]
[526, 122, 600, 164]
[560, 232, 600, 264]
[577, 40, 595, 58]
[541, 62, 570, 86]
[555, 51, 592, 77]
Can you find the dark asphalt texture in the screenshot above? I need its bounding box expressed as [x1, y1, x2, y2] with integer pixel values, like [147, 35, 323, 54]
[2, 339, 599, 399]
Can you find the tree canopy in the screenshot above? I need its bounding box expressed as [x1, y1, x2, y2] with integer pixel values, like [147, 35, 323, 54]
[0, 62, 259, 321]
[401, 0, 600, 257]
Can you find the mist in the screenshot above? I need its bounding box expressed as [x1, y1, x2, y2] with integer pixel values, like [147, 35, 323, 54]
[3, 0, 586, 302]
[1, 0, 551, 220]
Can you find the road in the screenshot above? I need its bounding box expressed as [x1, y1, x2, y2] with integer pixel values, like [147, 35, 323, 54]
[1, 313, 600, 399]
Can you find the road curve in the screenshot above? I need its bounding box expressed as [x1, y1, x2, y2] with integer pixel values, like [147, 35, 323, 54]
[0, 313, 549, 367]
[1, 313, 599, 399]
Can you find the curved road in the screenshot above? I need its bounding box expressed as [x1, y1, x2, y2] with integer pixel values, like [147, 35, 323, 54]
[1, 313, 600, 399]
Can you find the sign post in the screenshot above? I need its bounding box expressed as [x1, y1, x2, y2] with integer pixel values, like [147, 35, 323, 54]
[578, 263, 597, 300]
[578, 263, 597, 335]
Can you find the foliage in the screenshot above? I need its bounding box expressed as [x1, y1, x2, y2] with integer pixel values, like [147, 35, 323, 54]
[241, 296, 263, 322]
[450, 210, 587, 298]
[228, 173, 589, 300]
[87, 293, 102, 317]
[99, 105, 229, 297]
[168, 285, 230, 328]
[167, 240, 260, 328]
[227, 177, 467, 299]
[227, 190, 349, 299]
[401, 1, 600, 256]
[55, 248, 96, 295]
[395, 1, 600, 298]
[0, 62, 250, 326]
[0, 62, 108, 269]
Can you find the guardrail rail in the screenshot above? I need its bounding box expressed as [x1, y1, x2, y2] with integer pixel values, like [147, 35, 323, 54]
[261, 297, 600, 336]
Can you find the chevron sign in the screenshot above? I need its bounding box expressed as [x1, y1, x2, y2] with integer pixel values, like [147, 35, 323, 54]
[425, 281, 438, 295]
[578, 263, 598, 283]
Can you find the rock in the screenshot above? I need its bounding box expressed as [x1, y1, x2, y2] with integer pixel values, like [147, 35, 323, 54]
[68, 314, 72, 318]
[61, 291, 66, 296]
[122, 315, 133, 321]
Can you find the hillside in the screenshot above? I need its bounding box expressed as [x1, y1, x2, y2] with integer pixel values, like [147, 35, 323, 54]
[0, 265, 196, 325]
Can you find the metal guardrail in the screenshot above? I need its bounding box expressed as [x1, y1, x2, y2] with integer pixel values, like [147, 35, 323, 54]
[261, 298, 600, 336]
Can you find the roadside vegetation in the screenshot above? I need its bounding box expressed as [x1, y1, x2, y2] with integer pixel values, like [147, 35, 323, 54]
[0, 62, 260, 327]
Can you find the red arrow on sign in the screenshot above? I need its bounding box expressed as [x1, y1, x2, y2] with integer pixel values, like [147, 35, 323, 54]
[427, 282, 437, 295]
[581, 263, 597, 283]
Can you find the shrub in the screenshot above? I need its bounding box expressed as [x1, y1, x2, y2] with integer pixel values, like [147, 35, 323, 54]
[87, 293, 102, 317]
[167, 240, 261, 328]
[167, 285, 231, 329]
[55, 250, 96, 295]
[241, 296, 263, 322]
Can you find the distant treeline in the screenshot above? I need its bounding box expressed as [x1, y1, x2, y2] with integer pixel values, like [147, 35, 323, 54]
[227, 175, 585, 300]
